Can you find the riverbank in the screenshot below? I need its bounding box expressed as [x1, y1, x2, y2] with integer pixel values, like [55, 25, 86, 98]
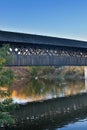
[8, 66, 84, 81]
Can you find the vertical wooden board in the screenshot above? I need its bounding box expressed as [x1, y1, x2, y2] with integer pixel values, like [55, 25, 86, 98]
[7, 53, 87, 66]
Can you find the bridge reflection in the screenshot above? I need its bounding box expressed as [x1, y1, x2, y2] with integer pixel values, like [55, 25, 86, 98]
[11, 93, 87, 129]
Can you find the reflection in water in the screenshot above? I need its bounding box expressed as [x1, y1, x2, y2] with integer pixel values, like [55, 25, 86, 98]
[2, 67, 87, 130]
[10, 78, 85, 103]
[58, 119, 87, 130]
[9, 93, 87, 130]
[1, 66, 87, 130]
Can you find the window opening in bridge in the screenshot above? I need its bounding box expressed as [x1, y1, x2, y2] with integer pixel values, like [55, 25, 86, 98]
[9, 48, 12, 52]
[8, 45, 87, 58]
[15, 48, 18, 52]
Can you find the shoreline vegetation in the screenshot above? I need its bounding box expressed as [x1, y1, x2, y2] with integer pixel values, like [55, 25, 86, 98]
[9, 66, 84, 82]
[0, 45, 16, 128]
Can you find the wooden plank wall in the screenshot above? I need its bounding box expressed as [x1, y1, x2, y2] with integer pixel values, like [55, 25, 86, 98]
[8, 55, 87, 66]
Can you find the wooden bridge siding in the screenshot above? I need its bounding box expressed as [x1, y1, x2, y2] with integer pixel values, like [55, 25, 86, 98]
[1, 30, 87, 66]
[8, 55, 87, 66]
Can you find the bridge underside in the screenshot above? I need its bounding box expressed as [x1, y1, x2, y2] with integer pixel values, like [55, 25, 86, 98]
[7, 43, 87, 66]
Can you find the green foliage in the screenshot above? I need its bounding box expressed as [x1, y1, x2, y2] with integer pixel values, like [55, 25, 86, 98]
[0, 44, 11, 66]
[0, 44, 15, 127]
[0, 112, 15, 125]
[0, 69, 14, 86]
[27, 66, 84, 81]
[63, 67, 84, 80]
[30, 67, 39, 76]
[29, 66, 55, 77]
[0, 99, 17, 112]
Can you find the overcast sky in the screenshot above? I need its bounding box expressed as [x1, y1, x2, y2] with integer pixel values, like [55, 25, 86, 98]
[0, 0, 87, 41]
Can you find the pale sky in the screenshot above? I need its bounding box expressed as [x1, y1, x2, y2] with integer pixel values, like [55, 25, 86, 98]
[0, 0, 87, 41]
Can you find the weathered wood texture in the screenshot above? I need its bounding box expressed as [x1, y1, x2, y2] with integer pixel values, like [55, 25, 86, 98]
[0, 30, 87, 66]
[8, 55, 87, 66]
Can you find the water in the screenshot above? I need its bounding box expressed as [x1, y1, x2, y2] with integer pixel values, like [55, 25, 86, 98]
[10, 78, 85, 103]
[58, 119, 87, 130]
[2, 67, 87, 130]
[8, 76, 87, 130]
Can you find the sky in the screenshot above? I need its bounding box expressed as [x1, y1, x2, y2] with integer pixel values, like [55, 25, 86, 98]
[0, 0, 87, 41]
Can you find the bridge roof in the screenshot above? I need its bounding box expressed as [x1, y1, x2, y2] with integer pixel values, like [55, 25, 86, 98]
[0, 30, 87, 48]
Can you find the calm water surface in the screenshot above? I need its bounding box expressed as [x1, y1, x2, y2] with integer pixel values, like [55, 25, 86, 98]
[9, 77, 87, 129]
[56, 119, 87, 130]
[11, 78, 85, 103]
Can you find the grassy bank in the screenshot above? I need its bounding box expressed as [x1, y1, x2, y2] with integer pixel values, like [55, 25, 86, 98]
[8, 66, 84, 81]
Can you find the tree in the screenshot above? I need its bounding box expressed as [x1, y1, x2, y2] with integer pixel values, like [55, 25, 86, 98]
[0, 44, 16, 127]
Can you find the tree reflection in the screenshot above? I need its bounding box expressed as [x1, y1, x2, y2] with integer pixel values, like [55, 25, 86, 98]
[10, 77, 85, 103]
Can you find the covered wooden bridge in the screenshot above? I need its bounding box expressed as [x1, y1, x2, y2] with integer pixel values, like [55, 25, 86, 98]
[0, 30, 87, 66]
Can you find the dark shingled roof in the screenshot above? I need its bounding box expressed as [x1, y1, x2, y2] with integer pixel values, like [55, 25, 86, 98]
[0, 30, 87, 48]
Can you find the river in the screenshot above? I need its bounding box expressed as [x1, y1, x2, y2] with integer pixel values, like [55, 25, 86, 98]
[7, 69, 87, 130]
